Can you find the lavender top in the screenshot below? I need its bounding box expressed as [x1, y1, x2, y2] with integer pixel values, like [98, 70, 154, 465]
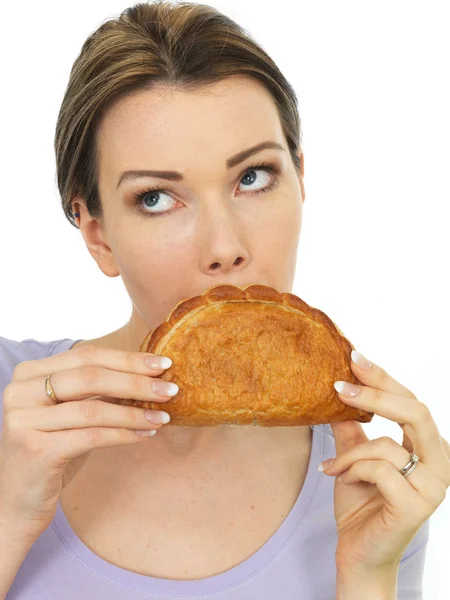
[0, 336, 430, 599]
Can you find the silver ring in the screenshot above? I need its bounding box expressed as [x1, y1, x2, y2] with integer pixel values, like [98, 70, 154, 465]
[400, 452, 420, 478]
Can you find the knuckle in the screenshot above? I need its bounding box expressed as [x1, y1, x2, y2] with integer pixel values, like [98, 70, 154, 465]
[378, 368, 390, 384]
[373, 387, 384, 405]
[127, 406, 141, 425]
[11, 361, 30, 381]
[78, 365, 103, 386]
[131, 372, 146, 395]
[2, 383, 17, 409]
[85, 426, 103, 445]
[78, 398, 103, 421]
[404, 387, 418, 400]
[4, 409, 26, 438]
[376, 436, 396, 453]
[414, 401, 432, 425]
[124, 351, 138, 374]
[76, 343, 99, 361]
[419, 401, 432, 421]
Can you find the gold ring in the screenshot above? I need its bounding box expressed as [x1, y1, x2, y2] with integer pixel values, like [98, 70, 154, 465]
[45, 374, 60, 404]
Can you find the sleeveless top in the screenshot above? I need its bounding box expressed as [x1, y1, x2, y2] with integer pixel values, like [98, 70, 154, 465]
[0, 336, 430, 599]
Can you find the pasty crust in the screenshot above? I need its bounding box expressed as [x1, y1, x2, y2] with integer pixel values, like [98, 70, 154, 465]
[122, 284, 374, 426]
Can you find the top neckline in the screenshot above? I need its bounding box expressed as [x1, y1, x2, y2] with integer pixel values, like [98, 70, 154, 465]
[51, 338, 327, 594]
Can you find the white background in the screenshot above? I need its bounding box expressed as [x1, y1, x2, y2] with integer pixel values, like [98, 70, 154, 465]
[1, 1, 449, 597]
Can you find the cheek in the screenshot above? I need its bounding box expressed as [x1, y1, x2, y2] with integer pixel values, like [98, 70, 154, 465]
[260, 196, 302, 244]
[115, 233, 190, 293]
[117, 238, 191, 323]
[251, 199, 302, 278]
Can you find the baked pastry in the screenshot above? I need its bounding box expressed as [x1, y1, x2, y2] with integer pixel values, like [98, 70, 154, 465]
[127, 284, 373, 426]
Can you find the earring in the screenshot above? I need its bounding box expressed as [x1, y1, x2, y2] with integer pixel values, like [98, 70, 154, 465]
[75, 212, 80, 217]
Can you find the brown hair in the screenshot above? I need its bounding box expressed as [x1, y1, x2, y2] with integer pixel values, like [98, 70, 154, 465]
[54, 0, 303, 229]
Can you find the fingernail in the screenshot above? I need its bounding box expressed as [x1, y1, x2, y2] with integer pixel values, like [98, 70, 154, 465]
[334, 381, 360, 396]
[152, 381, 179, 396]
[145, 410, 171, 424]
[135, 429, 157, 437]
[351, 350, 371, 370]
[318, 457, 335, 472]
[145, 355, 172, 370]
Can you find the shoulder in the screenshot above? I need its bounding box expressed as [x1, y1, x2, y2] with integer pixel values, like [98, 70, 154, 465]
[0, 336, 80, 431]
[0, 335, 78, 393]
[0, 336, 76, 370]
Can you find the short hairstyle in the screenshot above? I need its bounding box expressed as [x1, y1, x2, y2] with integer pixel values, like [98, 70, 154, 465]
[54, 0, 303, 228]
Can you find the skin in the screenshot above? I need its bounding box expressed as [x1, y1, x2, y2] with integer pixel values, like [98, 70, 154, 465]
[71, 75, 310, 481]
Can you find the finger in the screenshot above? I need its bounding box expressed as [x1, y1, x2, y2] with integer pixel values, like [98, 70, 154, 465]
[6, 366, 178, 409]
[338, 459, 446, 517]
[336, 384, 443, 466]
[45, 425, 159, 461]
[11, 343, 171, 384]
[335, 384, 419, 426]
[9, 400, 171, 433]
[349, 351, 417, 399]
[323, 436, 411, 477]
[346, 351, 448, 476]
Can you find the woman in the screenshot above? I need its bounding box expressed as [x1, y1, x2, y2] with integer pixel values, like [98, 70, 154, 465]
[1, 2, 448, 598]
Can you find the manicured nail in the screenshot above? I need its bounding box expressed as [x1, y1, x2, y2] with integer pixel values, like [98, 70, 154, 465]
[318, 457, 335, 472]
[334, 381, 360, 396]
[145, 355, 172, 369]
[351, 350, 371, 370]
[152, 380, 179, 396]
[135, 429, 157, 437]
[145, 410, 171, 424]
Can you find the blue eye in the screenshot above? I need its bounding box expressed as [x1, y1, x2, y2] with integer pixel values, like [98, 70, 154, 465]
[132, 160, 281, 218]
[238, 166, 272, 192]
[133, 188, 175, 216]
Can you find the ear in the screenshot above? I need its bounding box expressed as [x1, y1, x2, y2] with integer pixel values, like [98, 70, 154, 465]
[70, 196, 120, 279]
[298, 150, 306, 202]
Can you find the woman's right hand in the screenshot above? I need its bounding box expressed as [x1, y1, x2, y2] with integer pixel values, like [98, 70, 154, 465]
[0, 344, 177, 542]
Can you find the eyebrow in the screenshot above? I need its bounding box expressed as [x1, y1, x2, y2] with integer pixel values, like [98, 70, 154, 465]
[116, 140, 286, 189]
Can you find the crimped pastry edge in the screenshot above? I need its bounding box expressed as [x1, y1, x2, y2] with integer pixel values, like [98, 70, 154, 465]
[138, 284, 373, 425]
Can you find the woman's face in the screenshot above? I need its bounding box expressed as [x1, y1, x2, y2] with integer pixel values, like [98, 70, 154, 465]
[73, 75, 305, 343]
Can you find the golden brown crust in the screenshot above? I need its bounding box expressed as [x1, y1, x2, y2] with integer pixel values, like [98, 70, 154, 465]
[121, 284, 374, 426]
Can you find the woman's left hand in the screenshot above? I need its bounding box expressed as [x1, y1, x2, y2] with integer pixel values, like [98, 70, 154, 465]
[320, 351, 450, 579]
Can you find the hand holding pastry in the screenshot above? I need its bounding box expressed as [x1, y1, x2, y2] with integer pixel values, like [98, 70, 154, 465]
[0, 346, 176, 543]
[319, 351, 450, 584]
